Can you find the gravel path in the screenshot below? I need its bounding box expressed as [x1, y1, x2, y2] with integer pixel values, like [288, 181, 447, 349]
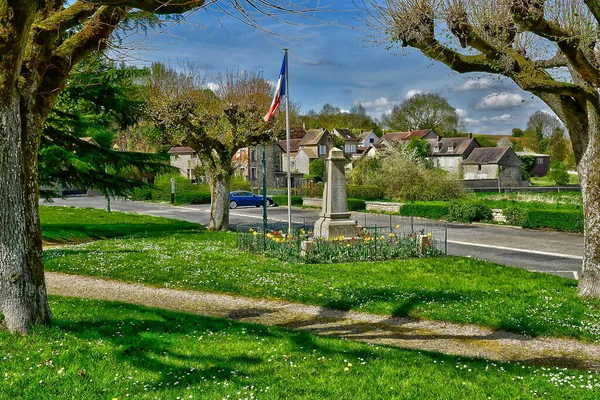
[46, 272, 600, 371]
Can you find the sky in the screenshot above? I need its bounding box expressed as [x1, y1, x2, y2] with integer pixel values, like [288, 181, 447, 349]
[126, 1, 554, 135]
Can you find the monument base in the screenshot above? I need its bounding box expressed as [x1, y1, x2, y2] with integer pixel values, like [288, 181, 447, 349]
[313, 213, 359, 239]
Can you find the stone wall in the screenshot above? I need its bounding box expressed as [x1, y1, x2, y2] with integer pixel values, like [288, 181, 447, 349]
[365, 201, 402, 213]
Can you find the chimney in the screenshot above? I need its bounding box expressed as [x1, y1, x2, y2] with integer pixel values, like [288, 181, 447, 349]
[360, 129, 363, 134]
[468, 132, 473, 139]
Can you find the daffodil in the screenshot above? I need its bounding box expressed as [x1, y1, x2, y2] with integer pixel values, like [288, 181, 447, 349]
[253, 231, 258, 236]
[395, 224, 400, 229]
[427, 232, 432, 237]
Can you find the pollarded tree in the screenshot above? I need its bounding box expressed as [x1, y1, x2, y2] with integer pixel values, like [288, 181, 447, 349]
[382, 93, 464, 136]
[146, 65, 278, 231]
[365, 0, 600, 299]
[0, 0, 326, 334]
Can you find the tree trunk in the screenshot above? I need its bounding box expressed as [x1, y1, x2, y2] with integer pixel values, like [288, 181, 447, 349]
[207, 171, 231, 231]
[577, 109, 600, 298]
[0, 94, 52, 334]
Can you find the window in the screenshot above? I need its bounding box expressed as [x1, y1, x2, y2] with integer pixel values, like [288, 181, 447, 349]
[448, 143, 455, 152]
[319, 144, 327, 155]
[345, 144, 351, 153]
[537, 158, 544, 164]
[369, 138, 375, 144]
[250, 149, 257, 161]
[433, 145, 440, 153]
[250, 167, 257, 180]
[478, 164, 482, 171]
[275, 164, 280, 172]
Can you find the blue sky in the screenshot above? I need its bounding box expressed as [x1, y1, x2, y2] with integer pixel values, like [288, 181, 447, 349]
[132, 2, 552, 135]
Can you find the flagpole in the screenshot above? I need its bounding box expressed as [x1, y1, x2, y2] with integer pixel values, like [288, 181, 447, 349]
[284, 48, 292, 235]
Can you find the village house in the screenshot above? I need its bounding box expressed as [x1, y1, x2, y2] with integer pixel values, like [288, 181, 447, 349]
[168, 146, 201, 181]
[332, 128, 359, 156]
[428, 136, 481, 175]
[291, 128, 334, 174]
[463, 147, 524, 188]
[357, 130, 379, 151]
[516, 151, 551, 177]
[378, 129, 441, 147]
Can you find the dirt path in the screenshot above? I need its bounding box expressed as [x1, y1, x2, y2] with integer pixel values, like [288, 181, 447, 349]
[46, 272, 600, 371]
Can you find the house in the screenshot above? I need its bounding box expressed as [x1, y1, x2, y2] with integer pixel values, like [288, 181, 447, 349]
[332, 128, 358, 155]
[294, 128, 334, 174]
[361, 143, 387, 158]
[357, 130, 379, 151]
[516, 151, 551, 177]
[168, 146, 201, 181]
[280, 138, 303, 173]
[463, 147, 524, 187]
[429, 136, 481, 175]
[378, 129, 441, 147]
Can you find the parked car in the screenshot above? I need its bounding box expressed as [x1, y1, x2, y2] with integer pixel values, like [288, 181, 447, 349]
[229, 191, 273, 209]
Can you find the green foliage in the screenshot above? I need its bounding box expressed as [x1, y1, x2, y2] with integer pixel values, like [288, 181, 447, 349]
[512, 128, 524, 137]
[346, 185, 384, 201]
[447, 200, 492, 223]
[347, 198, 366, 211]
[504, 207, 584, 232]
[519, 155, 537, 180]
[546, 128, 569, 163]
[308, 158, 325, 182]
[40, 53, 168, 198]
[407, 137, 430, 159]
[230, 175, 251, 191]
[300, 102, 381, 133]
[272, 195, 303, 206]
[353, 147, 464, 201]
[381, 93, 462, 136]
[548, 162, 570, 185]
[131, 174, 211, 205]
[399, 202, 449, 220]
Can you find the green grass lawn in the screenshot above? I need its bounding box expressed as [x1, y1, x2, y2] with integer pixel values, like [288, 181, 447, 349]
[40, 206, 202, 243]
[44, 228, 600, 343]
[1, 296, 599, 399]
[531, 174, 580, 186]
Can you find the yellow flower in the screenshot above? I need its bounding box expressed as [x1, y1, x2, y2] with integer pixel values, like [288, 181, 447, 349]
[275, 238, 281, 243]
[347, 243, 351, 247]
[329, 238, 333, 242]
[347, 363, 353, 367]
[427, 232, 432, 237]
[300, 229, 305, 235]
[249, 228, 254, 232]
[253, 231, 258, 236]
[395, 224, 400, 229]
[279, 230, 283, 234]
[389, 233, 395, 238]
[344, 367, 349, 372]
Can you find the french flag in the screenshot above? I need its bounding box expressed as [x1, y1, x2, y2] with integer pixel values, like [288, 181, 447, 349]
[264, 53, 287, 122]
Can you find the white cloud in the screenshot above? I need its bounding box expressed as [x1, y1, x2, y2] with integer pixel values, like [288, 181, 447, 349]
[361, 97, 394, 116]
[340, 109, 350, 114]
[456, 108, 468, 118]
[405, 89, 424, 99]
[453, 77, 498, 91]
[489, 114, 512, 122]
[476, 92, 525, 110]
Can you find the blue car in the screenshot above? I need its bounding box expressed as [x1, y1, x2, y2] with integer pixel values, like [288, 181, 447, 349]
[229, 191, 273, 209]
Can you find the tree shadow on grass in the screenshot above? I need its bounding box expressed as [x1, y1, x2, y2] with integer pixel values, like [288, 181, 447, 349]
[42, 223, 203, 244]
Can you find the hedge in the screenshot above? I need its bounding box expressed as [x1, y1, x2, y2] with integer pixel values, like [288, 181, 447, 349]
[505, 206, 584, 232]
[131, 174, 211, 205]
[399, 202, 449, 220]
[347, 198, 366, 211]
[272, 195, 303, 207]
[447, 200, 492, 223]
[346, 185, 384, 201]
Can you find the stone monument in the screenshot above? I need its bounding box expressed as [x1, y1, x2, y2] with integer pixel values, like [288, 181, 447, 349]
[313, 148, 359, 239]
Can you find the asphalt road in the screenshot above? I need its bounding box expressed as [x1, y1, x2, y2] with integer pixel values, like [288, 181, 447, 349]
[43, 196, 584, 280]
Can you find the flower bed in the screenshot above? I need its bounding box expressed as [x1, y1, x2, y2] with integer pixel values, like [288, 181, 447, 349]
[237, 225, 444, 264]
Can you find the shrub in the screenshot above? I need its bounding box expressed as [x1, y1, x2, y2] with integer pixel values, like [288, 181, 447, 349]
[400, 202, 449, 220]
[447, 200, 492, 223]
[547, 162, 570, 185]
[346, 185, 384, 201]
[272, 195, 303, 207]
[523, 210, 584, 232]
[503, 206, 527, 225]
[347, 198, 366, 211]
[132, 174, 211, 205]
[176, 191, 211, 205]
[230, 175, 251, 191]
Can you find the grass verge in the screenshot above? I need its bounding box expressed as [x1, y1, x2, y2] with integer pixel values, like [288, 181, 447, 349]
[40, 206, 202, 243]
[1, 296, 599, 399]
[44, 229, 600, 342]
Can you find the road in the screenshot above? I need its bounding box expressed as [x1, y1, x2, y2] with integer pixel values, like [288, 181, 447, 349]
[43, 196, 584, 280]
